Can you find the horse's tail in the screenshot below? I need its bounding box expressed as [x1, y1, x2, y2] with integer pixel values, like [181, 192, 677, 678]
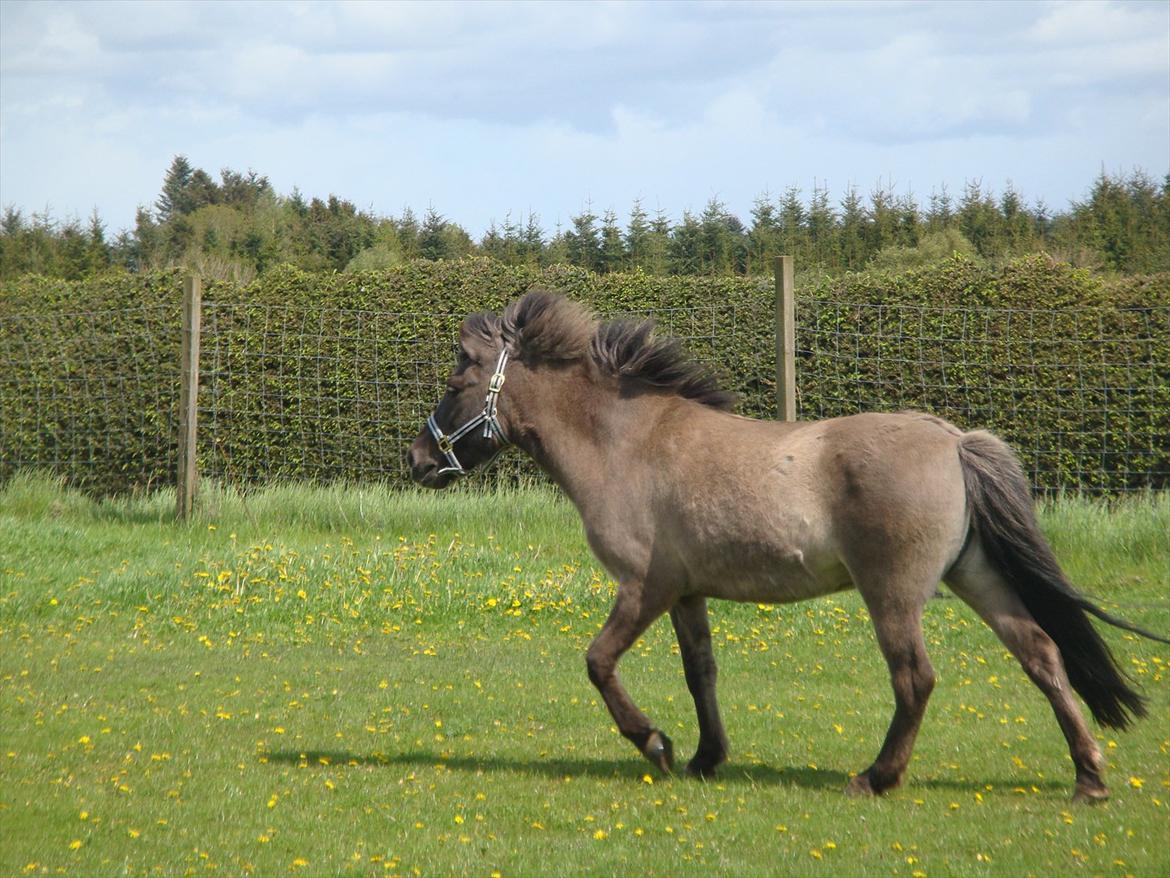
[956, 430, 1166, 730]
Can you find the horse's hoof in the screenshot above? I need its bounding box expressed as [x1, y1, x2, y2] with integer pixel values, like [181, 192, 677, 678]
[844, 774, 877, 797]
[1072, 783, 1109, 804]
[685, 750, 726, 779]
[685, 760, 718, 780]
[642, 730, 674, 774]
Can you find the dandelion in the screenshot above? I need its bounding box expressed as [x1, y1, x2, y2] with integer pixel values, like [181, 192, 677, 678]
[642, 774, 654, 785]
[593, 829, 608, 840]
[1129, 776, 1144, 789]
[69, 840, 82, 850]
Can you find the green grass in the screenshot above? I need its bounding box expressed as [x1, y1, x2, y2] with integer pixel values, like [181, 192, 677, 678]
[1, 474, 1168, 877]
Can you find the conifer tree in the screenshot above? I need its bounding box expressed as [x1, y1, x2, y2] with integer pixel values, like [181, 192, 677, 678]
[155, 155, 195, 222]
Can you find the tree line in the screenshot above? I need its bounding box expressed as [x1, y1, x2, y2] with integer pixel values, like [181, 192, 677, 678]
[1, 154, 1166, 282]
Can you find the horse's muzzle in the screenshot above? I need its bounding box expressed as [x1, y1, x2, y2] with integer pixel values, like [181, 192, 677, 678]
[406, 436, 454, 489]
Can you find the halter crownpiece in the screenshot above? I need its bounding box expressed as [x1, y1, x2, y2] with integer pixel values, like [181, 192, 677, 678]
[426, 348, 510, 476]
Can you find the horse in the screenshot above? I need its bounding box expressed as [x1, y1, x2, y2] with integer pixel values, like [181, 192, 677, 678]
[407, 289, 1167, 802]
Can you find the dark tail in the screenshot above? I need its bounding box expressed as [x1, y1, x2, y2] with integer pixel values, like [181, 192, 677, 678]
[957, 430, 1167, 730]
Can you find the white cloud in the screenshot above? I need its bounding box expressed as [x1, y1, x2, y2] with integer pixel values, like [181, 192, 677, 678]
[0, 0, 1166, 237]
[1029, 0, 1160, 44]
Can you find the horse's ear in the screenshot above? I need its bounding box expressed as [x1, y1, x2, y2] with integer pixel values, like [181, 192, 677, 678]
[459, 312, 502, 359]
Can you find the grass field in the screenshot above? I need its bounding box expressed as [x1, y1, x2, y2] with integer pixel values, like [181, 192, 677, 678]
[1, 473, 1167, 877]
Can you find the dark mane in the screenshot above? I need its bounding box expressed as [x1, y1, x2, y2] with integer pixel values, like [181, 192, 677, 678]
[501, 289, 734, 411]
[591, 319, 736, 411]
[502, 289, 594, 362]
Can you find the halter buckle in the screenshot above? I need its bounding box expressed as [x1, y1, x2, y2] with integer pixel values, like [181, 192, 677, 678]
[488, 372, 506, 394]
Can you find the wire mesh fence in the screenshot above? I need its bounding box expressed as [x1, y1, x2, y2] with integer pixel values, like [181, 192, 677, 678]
[0, 303, 180, 494]
[2, 275, 1167, 497]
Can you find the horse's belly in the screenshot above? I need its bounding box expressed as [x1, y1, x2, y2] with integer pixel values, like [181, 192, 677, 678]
[688, 544, 851, 604]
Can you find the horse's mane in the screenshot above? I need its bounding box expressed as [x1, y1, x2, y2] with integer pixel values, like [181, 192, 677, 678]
[500, 289, 735, 411]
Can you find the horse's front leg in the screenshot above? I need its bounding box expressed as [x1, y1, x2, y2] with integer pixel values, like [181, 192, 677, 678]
[670, 595, 729, 777]
[585, 580, 674, 773]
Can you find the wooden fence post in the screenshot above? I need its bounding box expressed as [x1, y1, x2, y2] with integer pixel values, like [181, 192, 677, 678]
[774, 255, 796, 421]
[177, 275, 202, 521]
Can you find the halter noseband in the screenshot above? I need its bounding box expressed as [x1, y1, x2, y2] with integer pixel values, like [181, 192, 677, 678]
[425, 348, 510, 476]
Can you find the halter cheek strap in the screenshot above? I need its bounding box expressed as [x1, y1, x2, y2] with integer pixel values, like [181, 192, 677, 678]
[426, 348, 510, 476]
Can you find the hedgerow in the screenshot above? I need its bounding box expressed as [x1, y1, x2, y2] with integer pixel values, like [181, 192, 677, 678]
[1, 257, 1166, 495]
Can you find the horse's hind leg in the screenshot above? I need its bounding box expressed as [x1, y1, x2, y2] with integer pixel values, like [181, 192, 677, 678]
[670, 596, 729, 777]
[945, 544, 1107, 802]
[846, 595, 937, 796]
[586, 580, 675, 773]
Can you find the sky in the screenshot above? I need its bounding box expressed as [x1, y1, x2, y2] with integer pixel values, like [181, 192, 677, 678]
[1, 0, 1167, 238]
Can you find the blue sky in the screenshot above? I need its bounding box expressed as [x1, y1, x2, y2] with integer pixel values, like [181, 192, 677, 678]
[1, 0, 1167, 237]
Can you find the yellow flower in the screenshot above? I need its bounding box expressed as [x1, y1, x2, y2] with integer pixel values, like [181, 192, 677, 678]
[593, 829, 608, 840]
[69, 840, 82, 850]
[642, 774, 653, 785]
[1129, 776, 1144, 789]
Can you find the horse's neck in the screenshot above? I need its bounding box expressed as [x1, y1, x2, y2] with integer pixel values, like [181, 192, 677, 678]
[514, 370, 657, 511]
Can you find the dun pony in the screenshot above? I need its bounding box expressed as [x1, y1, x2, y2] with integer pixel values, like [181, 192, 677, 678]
[409, 290, 1167, 801]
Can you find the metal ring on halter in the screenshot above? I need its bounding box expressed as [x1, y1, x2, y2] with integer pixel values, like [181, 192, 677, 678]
[426, 348, 510, 476]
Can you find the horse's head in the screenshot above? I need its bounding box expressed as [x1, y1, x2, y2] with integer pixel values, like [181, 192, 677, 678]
[407, 312, 510, 489]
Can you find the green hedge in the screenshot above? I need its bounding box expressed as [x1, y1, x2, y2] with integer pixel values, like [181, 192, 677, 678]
[1, 256, 1166, 496]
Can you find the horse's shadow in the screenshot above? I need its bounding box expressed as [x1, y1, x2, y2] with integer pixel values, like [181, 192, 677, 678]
[260, 748, 1064, 793]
